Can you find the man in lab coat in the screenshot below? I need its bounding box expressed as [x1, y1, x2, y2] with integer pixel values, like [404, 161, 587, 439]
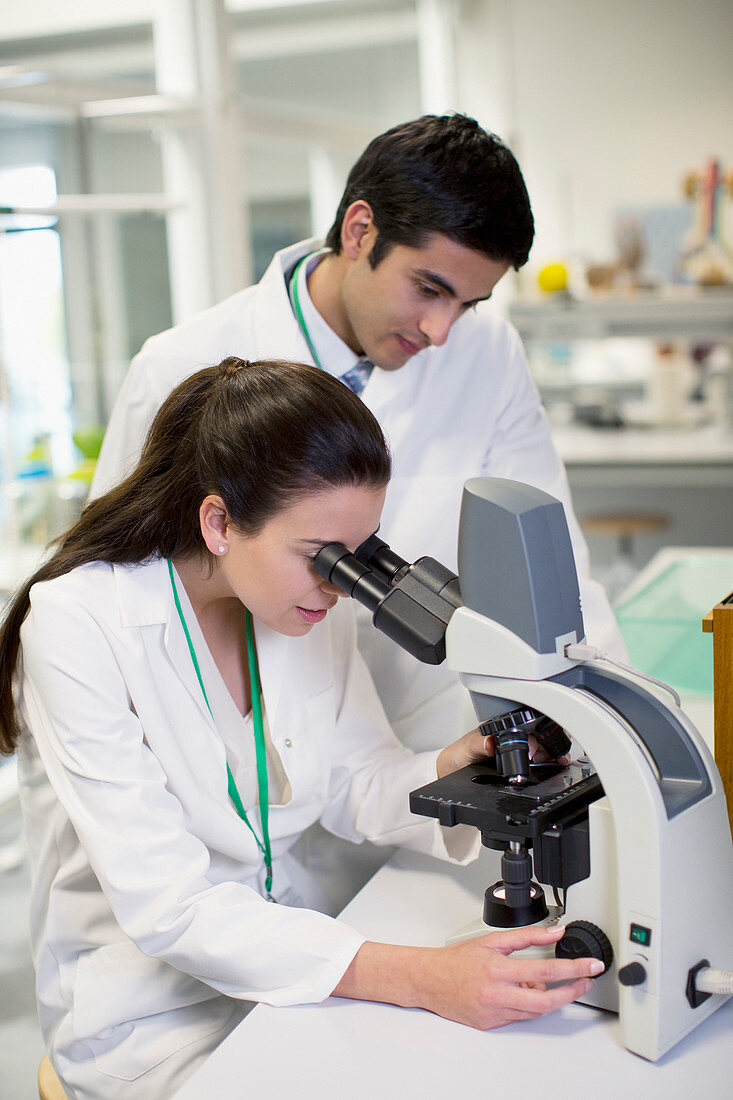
[92, 116, 624, 904]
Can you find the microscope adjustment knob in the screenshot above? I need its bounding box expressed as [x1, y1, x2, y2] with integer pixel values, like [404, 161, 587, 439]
[555, 920, 613, 973]
[618, 962, 647, 986]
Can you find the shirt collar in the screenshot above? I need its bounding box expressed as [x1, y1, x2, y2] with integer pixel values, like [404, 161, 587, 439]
[293, 249, 362, 380]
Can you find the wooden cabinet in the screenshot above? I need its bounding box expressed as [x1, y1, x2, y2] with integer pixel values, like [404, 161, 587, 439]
[703, 590, 733, 837]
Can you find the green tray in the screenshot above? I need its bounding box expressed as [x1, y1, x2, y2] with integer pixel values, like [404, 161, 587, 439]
[615, 557, 733, 695]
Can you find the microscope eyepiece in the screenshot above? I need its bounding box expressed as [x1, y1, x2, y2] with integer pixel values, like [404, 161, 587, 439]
[313, 543, 391, 613]
[312, 538, 460, 665]
[354, 534, 410, 585]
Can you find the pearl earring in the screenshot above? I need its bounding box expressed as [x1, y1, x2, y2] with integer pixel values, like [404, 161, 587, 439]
[218, 545, 227, 554]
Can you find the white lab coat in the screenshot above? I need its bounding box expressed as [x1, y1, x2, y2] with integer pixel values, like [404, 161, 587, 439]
[91, 239, 625, 755]
[17, 558, 477, 1099]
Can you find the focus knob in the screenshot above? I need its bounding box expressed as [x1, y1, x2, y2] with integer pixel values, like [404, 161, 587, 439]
[555, 920, 613, 973]
[618, 962, 647, 987]
[532, 716, 572, 760]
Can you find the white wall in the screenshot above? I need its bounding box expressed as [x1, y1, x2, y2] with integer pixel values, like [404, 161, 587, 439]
[0, 0, 363, 40]
[0, 1, 153, 40]
[459, 0, 733, 275]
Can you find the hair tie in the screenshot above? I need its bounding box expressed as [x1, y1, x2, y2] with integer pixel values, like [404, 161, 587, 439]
[220, 356, 250, 378]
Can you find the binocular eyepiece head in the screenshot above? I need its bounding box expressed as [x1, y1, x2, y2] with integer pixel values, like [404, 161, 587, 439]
[313, 536, 461, 665]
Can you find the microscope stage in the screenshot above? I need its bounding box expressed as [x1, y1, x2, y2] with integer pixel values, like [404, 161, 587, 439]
[410, 760, 604, 846]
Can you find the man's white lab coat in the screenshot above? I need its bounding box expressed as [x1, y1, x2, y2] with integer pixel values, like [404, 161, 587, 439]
[17, 558, 475, 1098]
[91, 239, 624, 754]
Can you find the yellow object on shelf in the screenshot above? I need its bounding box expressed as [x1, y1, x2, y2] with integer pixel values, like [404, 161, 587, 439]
[537, 262, 568, 294]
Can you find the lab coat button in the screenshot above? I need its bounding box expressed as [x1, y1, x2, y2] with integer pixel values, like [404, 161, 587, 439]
[284, 738, 293, 748]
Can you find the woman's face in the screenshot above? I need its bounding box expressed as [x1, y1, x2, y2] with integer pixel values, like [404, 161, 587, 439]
[215, 483, 386, 636]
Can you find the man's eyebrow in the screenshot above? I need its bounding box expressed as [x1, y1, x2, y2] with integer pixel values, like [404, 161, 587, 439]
[414, 267, 492, 304]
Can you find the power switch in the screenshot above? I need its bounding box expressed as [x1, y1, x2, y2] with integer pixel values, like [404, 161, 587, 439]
[629, 922, 652, 947]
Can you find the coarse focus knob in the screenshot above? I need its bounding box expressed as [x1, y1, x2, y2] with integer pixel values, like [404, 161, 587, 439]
[618, 961, 647, 987]
[555, 920, 614, 973]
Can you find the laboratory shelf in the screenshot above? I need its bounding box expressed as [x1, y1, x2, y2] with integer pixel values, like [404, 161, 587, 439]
[509, 290, 733, 342]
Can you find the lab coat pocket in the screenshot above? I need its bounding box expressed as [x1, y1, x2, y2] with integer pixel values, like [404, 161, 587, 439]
[73, 940, 230, 1081]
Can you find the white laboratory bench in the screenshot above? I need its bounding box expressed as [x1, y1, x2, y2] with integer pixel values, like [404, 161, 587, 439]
[173, 842, 733, 1100]
[550, 425, 733, 573]
[554, 422, 733, 469]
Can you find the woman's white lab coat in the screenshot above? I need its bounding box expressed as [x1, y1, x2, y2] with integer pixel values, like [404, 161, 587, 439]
[17, 558, 476, 1098]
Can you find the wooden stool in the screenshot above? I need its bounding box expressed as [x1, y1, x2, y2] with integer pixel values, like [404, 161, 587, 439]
[580, 512, 670, 559]
[38, 1055, 68, 1100]
[580, 512, 670, 604]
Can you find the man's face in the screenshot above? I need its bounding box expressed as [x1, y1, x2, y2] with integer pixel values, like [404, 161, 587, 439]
[339, 230, 510, 371]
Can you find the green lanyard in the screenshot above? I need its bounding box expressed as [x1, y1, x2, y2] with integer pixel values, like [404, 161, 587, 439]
[288, 252, 323, 371]
[167, 560, 273, 897]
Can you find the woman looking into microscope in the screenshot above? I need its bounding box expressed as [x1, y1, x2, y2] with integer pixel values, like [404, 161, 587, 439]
[0, 357, 602, 1100]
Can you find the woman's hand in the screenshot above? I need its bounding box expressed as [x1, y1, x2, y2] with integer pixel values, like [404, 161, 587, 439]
[333, 924, 604, 1031]
[414, 924, 601, 1029]
[436, 726, 570, 779]
[436, 727, 493, 778]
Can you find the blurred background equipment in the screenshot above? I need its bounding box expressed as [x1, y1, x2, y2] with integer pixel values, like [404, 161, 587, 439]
[680, 158, 733, 286]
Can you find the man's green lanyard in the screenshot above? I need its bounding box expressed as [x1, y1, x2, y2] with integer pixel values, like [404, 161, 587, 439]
[288, 253, 323, 371]
[167, 560, 274, 897]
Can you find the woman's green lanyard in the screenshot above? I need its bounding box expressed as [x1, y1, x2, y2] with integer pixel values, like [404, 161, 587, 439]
[289, 253, 323, 371]
[167, 560, 274, 898]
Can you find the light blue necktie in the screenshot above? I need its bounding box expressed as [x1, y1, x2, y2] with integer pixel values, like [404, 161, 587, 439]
[288, 254, 374, 397]
[340, 358, 374, 396]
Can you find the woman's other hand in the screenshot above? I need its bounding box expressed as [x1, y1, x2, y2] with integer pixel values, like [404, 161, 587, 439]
[436, 727, 493, 778]
[419, 924, 602, 1029]
[333, 924, 604, 1031]
[436, 726, 570, 779]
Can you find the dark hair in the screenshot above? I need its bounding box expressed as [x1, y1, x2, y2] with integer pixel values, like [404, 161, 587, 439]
[0, 357, 391, 754]
[325, 113, 534, 270]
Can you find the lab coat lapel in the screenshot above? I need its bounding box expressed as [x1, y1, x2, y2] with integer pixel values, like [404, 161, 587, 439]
[162, 612, 218, 732]
[252, 616, 333, 752]
[249, 619, 287, 739]
[113, 559, 327, 742]
[361, 354, 423, 452]
[114, 559, 219, 730]
[253, 239, 321, 365]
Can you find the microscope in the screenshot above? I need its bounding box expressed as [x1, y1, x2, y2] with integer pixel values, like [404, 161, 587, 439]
[314, 477, 733, 1062]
